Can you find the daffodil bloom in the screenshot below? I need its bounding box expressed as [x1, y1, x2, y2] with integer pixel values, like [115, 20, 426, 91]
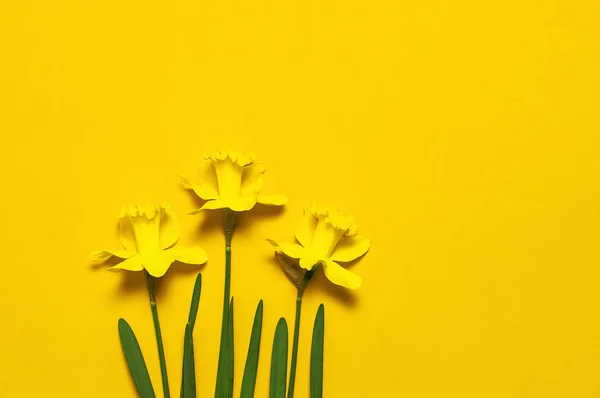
[268, 204, 371, 289]
[181, 151, 286, 395]
[91, 203, 208, 278]
[180, 150, 287, 212]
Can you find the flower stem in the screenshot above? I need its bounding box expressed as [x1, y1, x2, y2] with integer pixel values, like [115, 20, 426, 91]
[223, 210, 234, 322]
[146, 274, 170, 398]
[216, 210, 236, 397]
[287, 291, 303, 398]
[287, 270, 315, 398]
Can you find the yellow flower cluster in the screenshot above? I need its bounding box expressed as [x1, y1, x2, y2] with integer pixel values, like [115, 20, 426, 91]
[93, 151, 370, 289]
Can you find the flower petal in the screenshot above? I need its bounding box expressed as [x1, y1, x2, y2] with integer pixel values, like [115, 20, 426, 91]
[267, 239, 305, 259]
[180, 175, 219, 200]
[159, 206, 180, 250]
[330, 235, 371, 263]
[141, 252, 175, 278]
[179, 175, 193, 189]
[295, 207, 316, 247]
[191, 183, 219, 201]
[91, 249, 134, 263]
[196, 159, 220, 199]
[323, 260, 362, 289]
[109, 255, 144, 272]
[257, 195, 288, 206]
[118, 215, 137, 251]
[212, 156, 244, 200]
[200, 199, 229, 211]
[229, 196, 257, 212]
[125, 207, 161, 255]
[240, 162, 265, 197]
[170, 247, 208, 265]
[299, 254, 320, 270]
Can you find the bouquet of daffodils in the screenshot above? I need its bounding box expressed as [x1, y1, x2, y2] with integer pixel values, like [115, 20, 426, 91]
[92, 151, 371, 398]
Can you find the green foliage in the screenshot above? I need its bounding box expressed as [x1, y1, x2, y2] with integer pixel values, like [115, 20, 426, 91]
[241, 300, 264, 398]
[181, 273, 202, 398]
[310, 304, 325, 398]
[118, 318, 156, 398]
[270, 318, 289, 398]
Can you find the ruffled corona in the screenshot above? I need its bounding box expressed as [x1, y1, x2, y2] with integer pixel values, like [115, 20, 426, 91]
[268, 204, 370, 289]
[91, 203, 208, 277]
[181, 150, 287, 212]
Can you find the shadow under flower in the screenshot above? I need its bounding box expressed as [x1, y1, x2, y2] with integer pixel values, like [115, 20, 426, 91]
[307, 270, 358, 307]
[94, 258, 207, 299]
[195, 208, 223, 236]
[115, 270, 147, 296]
[156, 262, 207, 297]
[236, 204, 286, 231]
[191, 201, 286, 239]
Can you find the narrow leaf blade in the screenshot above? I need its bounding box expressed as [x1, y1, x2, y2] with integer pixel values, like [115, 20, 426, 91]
[180, 325, 196, 398]
[224, 297, 235, 398]
[270, 318, 288, 398]
[310, 304, 325, 398]
[118, 318, 156, 398]
[181, 274, 202, 398]
[188, 273, 203, 331]
[215, 296, 231, 398]
[240, 300, 264, 398]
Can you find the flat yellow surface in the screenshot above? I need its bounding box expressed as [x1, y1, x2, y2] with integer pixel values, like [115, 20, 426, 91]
[1, 1, 600, 397]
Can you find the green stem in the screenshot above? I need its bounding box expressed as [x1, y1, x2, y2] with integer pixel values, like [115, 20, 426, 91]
[216, 210, 235, 396]
[287, 292, 303, 398]
[146, 274, 170, 398]
[287, 269, 315, 398]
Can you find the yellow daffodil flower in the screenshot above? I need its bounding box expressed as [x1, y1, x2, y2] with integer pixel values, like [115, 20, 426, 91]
[181, 150, 287, 212]
[268, 204, 371, 289]
[91, 203, 208, 277]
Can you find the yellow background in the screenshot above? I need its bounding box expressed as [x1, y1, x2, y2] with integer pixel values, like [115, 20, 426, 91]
[1, 0, 599, 397]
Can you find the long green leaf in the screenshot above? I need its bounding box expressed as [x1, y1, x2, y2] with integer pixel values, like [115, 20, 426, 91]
[216, 238, 233, 398]
[215, 308, 227, 398]
[270, 318, 288, 398]
[224, 297, 235, 398]
[240, 300, 264, 398]
[181, 273, 202, 398]
[215, 297, 234, 398]
[118, 318, 156, 398]
[310, 304, 325, 398]
[187, 273, 203, 330]
[181, 325, 195, 398]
